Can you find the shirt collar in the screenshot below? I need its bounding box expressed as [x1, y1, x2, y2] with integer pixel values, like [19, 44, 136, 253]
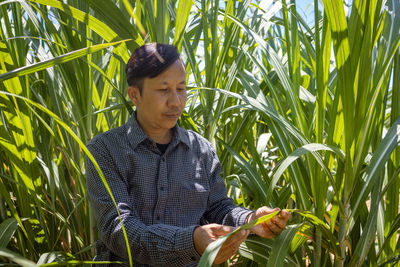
[126, 112, 190, 149]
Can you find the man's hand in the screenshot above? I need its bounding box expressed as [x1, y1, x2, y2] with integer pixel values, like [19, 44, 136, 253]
[193, 224, 249, 264]
[247, 207, 290, 239]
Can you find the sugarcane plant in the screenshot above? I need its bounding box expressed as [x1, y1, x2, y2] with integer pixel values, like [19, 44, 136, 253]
[0, 0, 399, 266]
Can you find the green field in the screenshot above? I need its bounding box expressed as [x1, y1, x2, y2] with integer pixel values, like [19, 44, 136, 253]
[0, 0, 399, 266]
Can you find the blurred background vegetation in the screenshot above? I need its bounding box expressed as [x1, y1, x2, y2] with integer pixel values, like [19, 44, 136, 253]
[0, 0, 399, 266]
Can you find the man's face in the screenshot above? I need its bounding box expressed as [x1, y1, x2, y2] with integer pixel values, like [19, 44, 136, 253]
[128, 59, 187, 135]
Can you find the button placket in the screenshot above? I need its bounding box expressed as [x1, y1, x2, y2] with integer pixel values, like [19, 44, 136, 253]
[153, 155, 168, 223]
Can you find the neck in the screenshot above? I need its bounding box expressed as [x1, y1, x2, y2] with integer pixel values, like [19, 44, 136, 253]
[136, 114, 173, 144]
[147, 129, 173, 144]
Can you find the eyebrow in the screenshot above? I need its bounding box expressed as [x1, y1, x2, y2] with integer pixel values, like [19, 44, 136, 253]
[160, 81, 186, 85]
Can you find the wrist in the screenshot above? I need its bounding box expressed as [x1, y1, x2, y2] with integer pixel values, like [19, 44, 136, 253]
[245, 212, 254, 224]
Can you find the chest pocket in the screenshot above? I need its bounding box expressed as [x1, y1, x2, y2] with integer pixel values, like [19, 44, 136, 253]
[178, 158, 209, 214]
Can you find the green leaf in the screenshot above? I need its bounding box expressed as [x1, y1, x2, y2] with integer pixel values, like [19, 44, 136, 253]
[0, 90, 133, 267]
[271, 143, 345, 202]
[0, 248, 37, 267]
[198, 210, 280, 267]
[351, 117, 400, 219]
[266, 224, 301, 267]
[217, 137, 268, 204]
[173, 0, 193, 48]
[0, 39, 131, 81]
[377, 212, 400, 258]
[238, 235, 274, 264]
[28, 0, 132, 58]
[0, 218, 18, 248]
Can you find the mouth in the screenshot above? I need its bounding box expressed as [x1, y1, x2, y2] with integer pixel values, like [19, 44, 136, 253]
[164, 113, 181, 119]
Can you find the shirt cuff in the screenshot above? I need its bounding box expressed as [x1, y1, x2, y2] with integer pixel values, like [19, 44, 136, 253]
[174, 225, 201, 263]
[236, 208, 254, 226]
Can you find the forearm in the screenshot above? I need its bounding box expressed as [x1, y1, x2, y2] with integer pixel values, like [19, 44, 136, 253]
[205, 197, 253, 227]
[98, 213, 200, 265]
[222, 205, 254, 227]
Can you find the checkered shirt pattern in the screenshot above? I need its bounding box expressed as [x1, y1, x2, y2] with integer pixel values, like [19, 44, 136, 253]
[85, 113, 252, 266]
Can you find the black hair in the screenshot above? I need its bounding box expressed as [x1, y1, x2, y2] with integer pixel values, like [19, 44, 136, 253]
[126, 43, 180, 94]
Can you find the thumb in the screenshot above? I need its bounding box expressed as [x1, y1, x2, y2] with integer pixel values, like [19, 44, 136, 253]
[213, 225, 235, 235]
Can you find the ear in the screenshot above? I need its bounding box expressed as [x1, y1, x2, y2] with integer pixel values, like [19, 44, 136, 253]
[128, 86, 140, 105]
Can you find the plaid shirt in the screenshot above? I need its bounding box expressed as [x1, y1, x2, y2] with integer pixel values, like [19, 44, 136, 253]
[85, 113, 252, 266]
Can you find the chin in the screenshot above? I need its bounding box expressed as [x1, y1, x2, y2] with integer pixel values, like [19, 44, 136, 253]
[158, 120, 177, 129]
[165, 121, 178, 129]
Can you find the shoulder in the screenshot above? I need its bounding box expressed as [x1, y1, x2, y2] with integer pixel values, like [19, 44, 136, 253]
[184, 129, 217, 156]
[86, 124, 128, 152]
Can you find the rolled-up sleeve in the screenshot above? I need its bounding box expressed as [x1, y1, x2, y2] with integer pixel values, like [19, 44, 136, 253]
[85, 139, 200, 266]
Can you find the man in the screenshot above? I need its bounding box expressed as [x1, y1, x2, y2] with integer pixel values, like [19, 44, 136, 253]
[86, 43, 290, 266]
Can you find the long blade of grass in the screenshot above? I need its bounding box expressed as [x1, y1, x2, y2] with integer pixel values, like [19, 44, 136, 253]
[351, 117, 400, 219]
[173, 0, 193, 48]
[266, 224, 301, 267]
[271, 143, 345, 199]
[0, 218, 18, 248]
[0, 91, 134, 266]
[28, 0, 131, 60]
[0, 39, 130, 81]
[198, 210, 281, 267]
[217, 137, 268, 204]
[0, 248, 37, 267]
[377, 212, 400, 258]
[199, 208, 341, 267]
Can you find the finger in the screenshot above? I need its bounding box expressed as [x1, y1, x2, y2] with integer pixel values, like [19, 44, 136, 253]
[225, 237, 244, 257]
[223, 229, 247, 248]
[230, 230, 249, 246]
[213, 225, 235, 235]
[215, 245, 238, 265]
[267, 220, 284, 234]
[261, 221, 279, 237]
[273, 217, 288, 230]
[216, 238, 243, 264]
[272, 210, 290, 230]
[279, 210, 291, 221]
[259, 206, 280, 215]
[222, 229, 248, 253]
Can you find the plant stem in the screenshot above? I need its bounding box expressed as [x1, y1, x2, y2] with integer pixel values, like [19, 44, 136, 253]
[336, 202, 349, 267]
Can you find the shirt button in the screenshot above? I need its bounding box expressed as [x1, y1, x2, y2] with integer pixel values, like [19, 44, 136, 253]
[156, 215, 160, 220]
[191, 256, 196, 261]
[160, 186, 164, 191]
[162, 156, 166, 161]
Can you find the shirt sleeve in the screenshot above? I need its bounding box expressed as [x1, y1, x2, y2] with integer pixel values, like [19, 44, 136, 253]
[201, 142, 253, 227]
[85, 139, 200, 266]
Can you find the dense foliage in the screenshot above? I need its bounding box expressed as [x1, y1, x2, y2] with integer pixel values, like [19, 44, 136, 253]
[0, 0, 399, 266]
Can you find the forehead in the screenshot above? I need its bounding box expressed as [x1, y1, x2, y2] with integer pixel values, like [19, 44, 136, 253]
[145, 60, 186, 86]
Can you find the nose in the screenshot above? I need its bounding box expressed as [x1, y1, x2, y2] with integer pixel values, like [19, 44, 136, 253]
[168, 90, 183, 107]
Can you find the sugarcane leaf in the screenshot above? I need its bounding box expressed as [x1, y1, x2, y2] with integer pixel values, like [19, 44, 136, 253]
[173, 0, 193, 48]
[198, 210, 280, 267]
[272, 143, 345, 199]
[0, 248, 37, 267]
[0, 39, 131, 81]
[266, 224, 301, 267]
[377, 212, 400, 258]
[0, 91, 133, 267]
[39, 261, 123, 266]
[217, 137, 268, 204]
[0, 218, 18, 248]
[28, 0, 132, 57]
[238, 235, 274, 264]
[351, 117, 400, 219]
